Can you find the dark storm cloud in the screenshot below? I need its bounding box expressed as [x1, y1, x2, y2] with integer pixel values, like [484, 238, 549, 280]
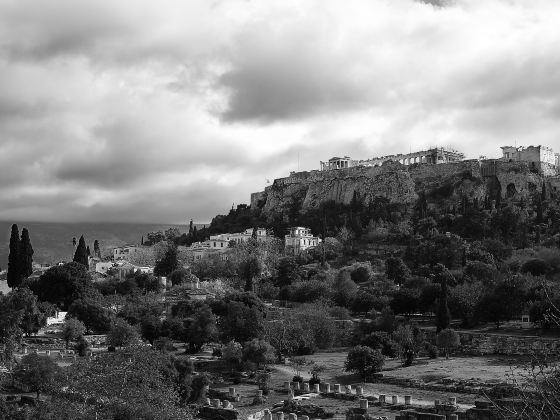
[219, 55, 370, 123]
[1, 0, 560, 224]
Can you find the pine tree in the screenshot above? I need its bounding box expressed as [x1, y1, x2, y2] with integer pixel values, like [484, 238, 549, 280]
[436, 274, 451, 333]
[19, 228, 34, 279]
[73, 235, 89, 269]
[7, 224, 21, 288]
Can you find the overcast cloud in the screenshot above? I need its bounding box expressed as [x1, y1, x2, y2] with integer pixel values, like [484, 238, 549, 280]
[1, 0, 559, 224]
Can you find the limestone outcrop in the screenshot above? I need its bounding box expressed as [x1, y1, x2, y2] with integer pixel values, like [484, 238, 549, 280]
[251, 159, 553, 220]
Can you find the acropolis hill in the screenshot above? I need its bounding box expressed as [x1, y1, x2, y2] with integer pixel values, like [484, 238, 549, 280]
[251, 146, 560, 220]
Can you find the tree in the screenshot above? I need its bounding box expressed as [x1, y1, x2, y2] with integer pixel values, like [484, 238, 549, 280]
[0, 293, 23, 368]
[222, 340, 243, 371]
[275, 256, 302, 287]
[94, 239, 101, 258]
[436, 328, 460, 359]
[449, 282, 484, 327]
[435, 265, 451, 333]
[68, 298, 114, 334]
[10, 287, 46, 336]
[154, 244, 178, 277]
[290, 356, 309, 380]
[393, 324, 425, 367]
[239, 256, 263, 292]
[62, 348, 189, 419]
[476, 277, 526, 329]
[218, 300, 264, 343]
[140, 315, 162, 345]
[13, 353, 60, 398]
[169, 268, 191, 286]
[107, 318, 140, 349]
[385, 257, 411, 285]
[32, 262, 96, 310]
[19, 228, 34, 279]
[7, 224, 21, 288]
[74, 336, 91, 356]
[183, 305, 217, 353]
[390, 289, 420, 315]
[73, 235, 89, 268]
[344, 346, 385, 381]
[242, 339, 275, 369]
[62, 317, 86, 349]
[333, 270, 358, 308]
[351, 292, 377, 315]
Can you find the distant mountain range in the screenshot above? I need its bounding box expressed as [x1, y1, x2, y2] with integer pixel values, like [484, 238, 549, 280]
[0, 221, 205, 269]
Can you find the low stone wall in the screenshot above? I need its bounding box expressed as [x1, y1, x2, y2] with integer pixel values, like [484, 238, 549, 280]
[457, 332, 560, 356]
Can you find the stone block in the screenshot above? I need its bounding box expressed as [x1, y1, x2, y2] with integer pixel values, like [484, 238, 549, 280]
[404, 395, 411, 405]
[392, 396, 399, 405]
[359, 399, 368, 410]
[312, 383, 320, 393]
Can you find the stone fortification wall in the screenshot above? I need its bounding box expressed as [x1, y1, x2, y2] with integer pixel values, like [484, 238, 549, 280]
[253, 160, 548, 220]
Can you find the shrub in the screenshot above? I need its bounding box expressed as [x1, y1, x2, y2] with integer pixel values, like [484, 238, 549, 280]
[425, 343, 439, 359]
[436, 328, 460, 359]
[345, 346, 385, 381]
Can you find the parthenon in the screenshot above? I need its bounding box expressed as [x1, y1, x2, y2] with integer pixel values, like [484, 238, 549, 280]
[320, 147, 465, 171]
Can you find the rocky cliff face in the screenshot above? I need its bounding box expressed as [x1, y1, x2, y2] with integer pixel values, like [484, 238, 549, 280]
[251, 159, 552, 220]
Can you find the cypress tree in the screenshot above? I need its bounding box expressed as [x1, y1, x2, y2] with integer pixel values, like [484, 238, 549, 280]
[94, 240, 101, 258]
[7, 224, 21, 288]
[192, 226, 198, 242]
[86, 245, 91, 257]
[19, 227, 34, 279]
[73, 235, 89, 269]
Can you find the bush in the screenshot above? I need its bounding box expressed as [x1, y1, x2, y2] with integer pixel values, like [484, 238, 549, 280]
[425, 343, 439, 359]
[345, 346, 385, 381]
[292, 375, 303, 383]
[521, 259, 550, 276]
[309, 376, 321, 386]
[436, 328, 460, 359]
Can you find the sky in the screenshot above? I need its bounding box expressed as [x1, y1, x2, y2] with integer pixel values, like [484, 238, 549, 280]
[1, 0, 559, 224]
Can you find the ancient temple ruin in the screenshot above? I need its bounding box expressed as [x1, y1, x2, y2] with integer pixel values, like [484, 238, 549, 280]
[320, 147, 465, 171]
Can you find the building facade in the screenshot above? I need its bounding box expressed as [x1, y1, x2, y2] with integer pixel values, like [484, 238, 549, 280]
[285, 227, 322, 254]
[501, 145, 556, 166]
[113, 245, 141, 260]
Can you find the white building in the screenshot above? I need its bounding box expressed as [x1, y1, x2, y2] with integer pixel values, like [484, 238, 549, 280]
[210, 227, 269, 245]
[95, 261, 114, 275]
[285, 227, 322, 254]
[113, 245, 142, 260]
